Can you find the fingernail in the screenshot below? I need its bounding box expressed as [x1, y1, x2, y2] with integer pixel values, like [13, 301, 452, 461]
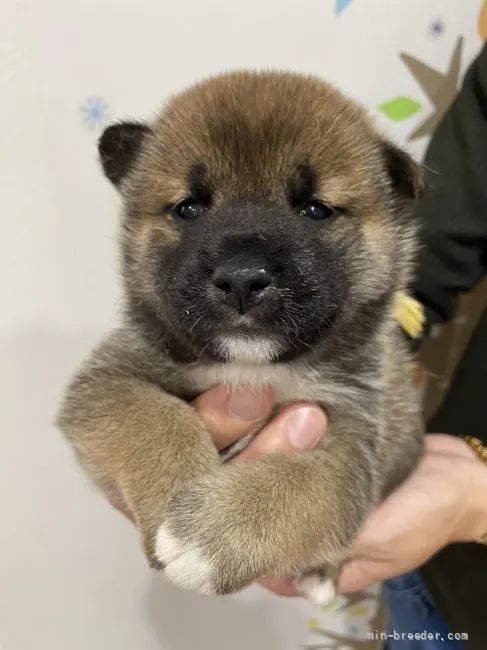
[227, 388, 272, 422]
[285, 407, 324, 450]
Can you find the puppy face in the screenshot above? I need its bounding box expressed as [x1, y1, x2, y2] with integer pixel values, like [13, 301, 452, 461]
[99, 71, 424, 363]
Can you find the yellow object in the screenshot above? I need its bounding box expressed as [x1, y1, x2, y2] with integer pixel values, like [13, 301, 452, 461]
[464, 435, 487, 545]
[465, 435, 487, 464]
[348, 605, 369, 618]
[320, 595, 348, 612]
[394, 292, 425, 339]
[479, 0, 487, 41]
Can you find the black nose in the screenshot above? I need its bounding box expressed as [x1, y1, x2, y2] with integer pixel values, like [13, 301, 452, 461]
[212, 264, 273, 314]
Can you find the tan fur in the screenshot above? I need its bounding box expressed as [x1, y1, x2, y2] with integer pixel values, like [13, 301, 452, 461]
[57, 70, 425, 596]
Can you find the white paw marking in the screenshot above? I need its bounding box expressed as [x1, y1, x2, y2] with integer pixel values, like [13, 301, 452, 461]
[295, 575, 337, 605]
[155, 524, 215, 595]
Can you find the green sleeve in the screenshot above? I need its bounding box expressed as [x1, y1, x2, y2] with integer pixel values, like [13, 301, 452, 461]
[414, 44, 487, 327]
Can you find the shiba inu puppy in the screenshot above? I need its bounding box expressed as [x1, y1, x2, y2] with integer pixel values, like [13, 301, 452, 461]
[57, 70, 425, 601]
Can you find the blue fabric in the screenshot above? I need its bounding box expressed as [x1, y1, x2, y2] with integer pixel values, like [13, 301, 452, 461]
[382, 570, 464, 649]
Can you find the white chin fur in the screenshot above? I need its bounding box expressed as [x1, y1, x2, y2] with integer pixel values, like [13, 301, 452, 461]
[215, 335, 282, 364]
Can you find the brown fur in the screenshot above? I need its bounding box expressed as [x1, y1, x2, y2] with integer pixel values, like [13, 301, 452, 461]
[57, 70, 425, 596]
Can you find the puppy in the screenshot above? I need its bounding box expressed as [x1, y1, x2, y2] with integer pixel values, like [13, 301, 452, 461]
[57, 70, 425, 601]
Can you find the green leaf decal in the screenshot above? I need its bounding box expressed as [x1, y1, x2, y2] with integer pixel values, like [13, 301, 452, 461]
[378, 96, 422, 121]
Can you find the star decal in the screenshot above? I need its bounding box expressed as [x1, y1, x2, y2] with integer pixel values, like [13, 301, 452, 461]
[429, 18, 445, 38]
[400, 36, 464, 141]
[335, 0, 352, 15]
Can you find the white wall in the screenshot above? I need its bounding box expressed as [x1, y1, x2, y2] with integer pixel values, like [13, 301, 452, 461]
[0, 1, 483, 648]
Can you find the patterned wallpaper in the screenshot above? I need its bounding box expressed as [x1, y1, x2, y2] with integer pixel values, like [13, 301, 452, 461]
[0, 2, 484, 650]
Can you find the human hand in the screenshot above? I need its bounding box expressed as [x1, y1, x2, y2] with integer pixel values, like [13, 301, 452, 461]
[193, 385, 326, 460]
[113, 386, 487, 598]
[194, 391, 487, 597]
[338, 433, 487, 592]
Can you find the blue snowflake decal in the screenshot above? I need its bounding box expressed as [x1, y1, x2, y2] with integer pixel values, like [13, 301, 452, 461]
[80, 96, 110, 130]
[429, 18, 445, 37]
[347, 623, 360, 637]
[335, 0, 352, 15]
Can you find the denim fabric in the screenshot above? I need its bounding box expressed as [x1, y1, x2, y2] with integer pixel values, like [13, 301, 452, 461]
[382, 570, 464, 649]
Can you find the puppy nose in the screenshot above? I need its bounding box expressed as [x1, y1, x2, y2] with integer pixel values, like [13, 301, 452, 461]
[212, 264, 273, 314]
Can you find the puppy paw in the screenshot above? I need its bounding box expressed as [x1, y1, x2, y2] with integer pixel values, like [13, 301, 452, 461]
[294, 573, 337, 605]
[154, 470, 273, 595]
[154, 456, 351, 596]
[156, 524, 215, 595]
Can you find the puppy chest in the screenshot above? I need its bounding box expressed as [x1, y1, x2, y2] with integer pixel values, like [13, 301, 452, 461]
[185, 362, 355, 407]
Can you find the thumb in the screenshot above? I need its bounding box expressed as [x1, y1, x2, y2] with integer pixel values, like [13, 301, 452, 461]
[194, 386, 274, 450]
[338, 558, 386, 594]
[235, 403, 326, 461]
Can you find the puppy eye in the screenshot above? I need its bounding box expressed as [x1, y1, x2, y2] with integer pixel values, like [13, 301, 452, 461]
[173, 198, 205, 220]
[300, 200, 338, 221]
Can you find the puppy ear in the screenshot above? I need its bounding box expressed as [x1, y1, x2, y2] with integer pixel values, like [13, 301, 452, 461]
[382, 141, 426, 201]
[98, 121, 153, 186]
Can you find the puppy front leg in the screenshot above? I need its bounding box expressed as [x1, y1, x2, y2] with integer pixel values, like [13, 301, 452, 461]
[57, 368, 221, 569]
[156, 415, 383, 595]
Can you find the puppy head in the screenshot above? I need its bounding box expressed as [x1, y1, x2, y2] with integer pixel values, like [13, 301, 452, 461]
[99, 71, 424, 364]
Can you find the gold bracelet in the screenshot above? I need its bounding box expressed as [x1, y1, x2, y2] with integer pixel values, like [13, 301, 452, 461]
[464, 436, 487, 545]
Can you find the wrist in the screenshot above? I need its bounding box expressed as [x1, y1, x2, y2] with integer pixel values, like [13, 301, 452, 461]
[454, 440, 487, 542]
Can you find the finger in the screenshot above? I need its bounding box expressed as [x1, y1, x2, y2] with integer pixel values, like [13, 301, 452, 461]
[193, 385, 274, 450]
[257, 577, 301, 598]
[338, 555, 409, 594]
[234, 403, 327, 461]
[338, 559, 384, 594]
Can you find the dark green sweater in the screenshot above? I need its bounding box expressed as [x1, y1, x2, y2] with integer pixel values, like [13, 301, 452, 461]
[412, 44, 487, 649]
[414, 45, 487, 326]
